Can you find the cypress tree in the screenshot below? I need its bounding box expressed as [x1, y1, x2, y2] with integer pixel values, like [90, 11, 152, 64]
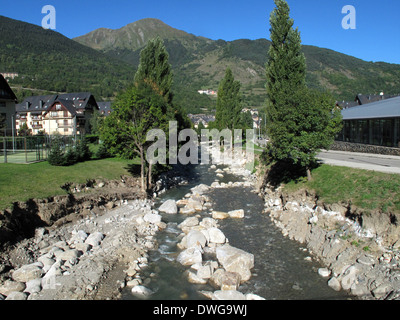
[215, 68, 242, 130]
[266, 0, 306, 126]
[265, 0, 342, 180]
[134, 36, 174, 105]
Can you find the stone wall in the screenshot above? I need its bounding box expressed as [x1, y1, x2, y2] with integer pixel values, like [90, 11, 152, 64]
[331, 141, 400, 156]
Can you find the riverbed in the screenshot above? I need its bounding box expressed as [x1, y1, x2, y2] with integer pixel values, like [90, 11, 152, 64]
[122, 161, 351, 300]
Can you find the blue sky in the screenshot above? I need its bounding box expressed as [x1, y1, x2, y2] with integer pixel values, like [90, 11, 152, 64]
[1, 0, 400, 64]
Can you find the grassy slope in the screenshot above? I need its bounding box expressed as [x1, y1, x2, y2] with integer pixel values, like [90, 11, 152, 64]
[284, 164, 400, 214]
[0, 158, 140, 211]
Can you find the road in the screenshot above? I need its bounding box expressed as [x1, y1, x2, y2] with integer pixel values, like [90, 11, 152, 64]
[317, 150, 400, 174]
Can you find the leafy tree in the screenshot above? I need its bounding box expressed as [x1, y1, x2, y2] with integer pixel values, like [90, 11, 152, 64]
[240, 111, 254, 130]
[89, 109, 105, 135]
[265, 0, 342, 180]
[101, 85, 168, 192]
[100, 38, 176, 192]
[215, 68, 242, 130]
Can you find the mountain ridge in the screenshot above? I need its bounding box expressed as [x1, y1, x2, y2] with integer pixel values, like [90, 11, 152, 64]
[1, 15, 399, 114]
[74, 18, 400, 105]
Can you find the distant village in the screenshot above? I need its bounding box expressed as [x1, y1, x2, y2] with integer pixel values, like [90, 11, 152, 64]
[0, 75, 264, 137]
[1, 72, 400, 149]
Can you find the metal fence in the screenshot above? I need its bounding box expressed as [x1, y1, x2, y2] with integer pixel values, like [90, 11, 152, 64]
[0, 135, 76, 164]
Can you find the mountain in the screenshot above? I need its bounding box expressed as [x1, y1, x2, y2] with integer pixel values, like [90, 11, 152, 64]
[1, 15, 399, 115]
[75, 18, 400, 110]
[0, 15, 136, 101]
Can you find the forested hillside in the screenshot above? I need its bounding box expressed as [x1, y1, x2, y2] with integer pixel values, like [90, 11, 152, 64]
[0, 15, 135, 102]
[1, 15, 399, 114]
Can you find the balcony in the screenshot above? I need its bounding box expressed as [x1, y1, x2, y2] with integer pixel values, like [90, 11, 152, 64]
[57, 124, 73, 129]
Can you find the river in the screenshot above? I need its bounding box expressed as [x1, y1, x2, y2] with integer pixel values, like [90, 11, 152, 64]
[121, 161, 351, 300]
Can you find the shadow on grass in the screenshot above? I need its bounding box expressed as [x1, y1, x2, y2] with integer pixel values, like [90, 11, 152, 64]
[265, 159, 320, 188]
[125, 163, 142, 177]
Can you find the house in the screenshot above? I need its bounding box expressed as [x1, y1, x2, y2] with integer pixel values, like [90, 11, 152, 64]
[98, 101, 112, 116]
[337, 96, 400, 148]
[0, 72, 19, 80]
[16, 92, 98, 135]
[188, 114, 215, 129]
[0, 74, 17, 136]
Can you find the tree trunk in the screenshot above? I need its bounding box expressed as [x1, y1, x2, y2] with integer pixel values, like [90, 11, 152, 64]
[147, 161, 153, 191]
[306, 167, 313, 182]
[139, 147, 146, 192]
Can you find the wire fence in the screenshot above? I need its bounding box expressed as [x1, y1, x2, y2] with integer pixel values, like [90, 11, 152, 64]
[0, 135, 76, 164]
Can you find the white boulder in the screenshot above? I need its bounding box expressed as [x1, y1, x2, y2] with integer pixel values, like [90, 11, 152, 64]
[159, 199, 178, 214]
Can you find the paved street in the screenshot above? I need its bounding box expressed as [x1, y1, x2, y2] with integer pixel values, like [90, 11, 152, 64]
[317, 150, 400, 174]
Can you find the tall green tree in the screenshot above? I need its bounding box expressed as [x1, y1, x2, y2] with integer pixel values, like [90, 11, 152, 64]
[134, 37, 174, 105]
[101, 85, 168, 192]
[215, 68, 242, 130]
[100, 38, 174, 192]
[266, 0, 306, 125]
[265, 0, 342, 180]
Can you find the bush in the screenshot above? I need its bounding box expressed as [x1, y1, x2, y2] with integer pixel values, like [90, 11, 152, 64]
[95, 143, 111, 159]
[75, 139, 92, 162]
[47, 136, 92, 166]
[48, 138, 66, 166]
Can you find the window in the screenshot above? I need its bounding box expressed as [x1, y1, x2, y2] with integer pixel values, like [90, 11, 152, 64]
[56, 104, 62, 110]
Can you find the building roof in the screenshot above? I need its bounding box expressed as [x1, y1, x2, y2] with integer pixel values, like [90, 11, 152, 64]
[16, 92, 98, 114]
[0, 74, 17, 101]
[342, 96, 400, 120]
[98, 101, 112, 115]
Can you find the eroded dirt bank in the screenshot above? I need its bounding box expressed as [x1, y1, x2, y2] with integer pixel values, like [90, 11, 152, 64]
[257, 171, 400, 300]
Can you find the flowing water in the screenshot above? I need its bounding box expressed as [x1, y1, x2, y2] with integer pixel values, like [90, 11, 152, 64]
[122, 162, 351, 300]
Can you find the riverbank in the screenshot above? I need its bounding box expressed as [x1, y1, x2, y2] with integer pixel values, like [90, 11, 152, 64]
[0, 174, 164, 300]
[258, 168, 400, 300]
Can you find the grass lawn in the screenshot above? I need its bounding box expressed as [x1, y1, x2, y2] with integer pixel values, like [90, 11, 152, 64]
[283, 164, 400, 214]
[0, 157, 140, 211]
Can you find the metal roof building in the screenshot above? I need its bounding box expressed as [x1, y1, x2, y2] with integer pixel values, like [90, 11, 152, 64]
[342, 96, 400, 120]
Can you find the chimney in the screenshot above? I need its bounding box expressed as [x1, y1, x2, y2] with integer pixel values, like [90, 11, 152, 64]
[40, 100, 43, 108]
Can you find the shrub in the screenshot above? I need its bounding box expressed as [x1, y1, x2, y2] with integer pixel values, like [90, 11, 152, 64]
[48, 138, 66, 166]
[75, 138, 92, 162]
[95, 143, 111, 159]
[47, 136, 92, 166]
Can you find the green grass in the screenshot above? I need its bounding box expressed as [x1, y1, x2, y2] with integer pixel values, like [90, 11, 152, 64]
[0, 157, 140, 211]
[284, 164, 400, 214]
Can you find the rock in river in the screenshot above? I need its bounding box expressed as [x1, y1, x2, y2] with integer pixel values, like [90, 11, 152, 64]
[159, 199, 178, 214]
[216, 244, 254, 282]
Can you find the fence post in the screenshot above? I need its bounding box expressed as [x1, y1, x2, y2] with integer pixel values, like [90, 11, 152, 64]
[3, 137, 7, 163]
[24, 137, 28, 163]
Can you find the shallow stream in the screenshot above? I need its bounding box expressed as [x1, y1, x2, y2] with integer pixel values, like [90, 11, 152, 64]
[122, 162, 350, 300]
